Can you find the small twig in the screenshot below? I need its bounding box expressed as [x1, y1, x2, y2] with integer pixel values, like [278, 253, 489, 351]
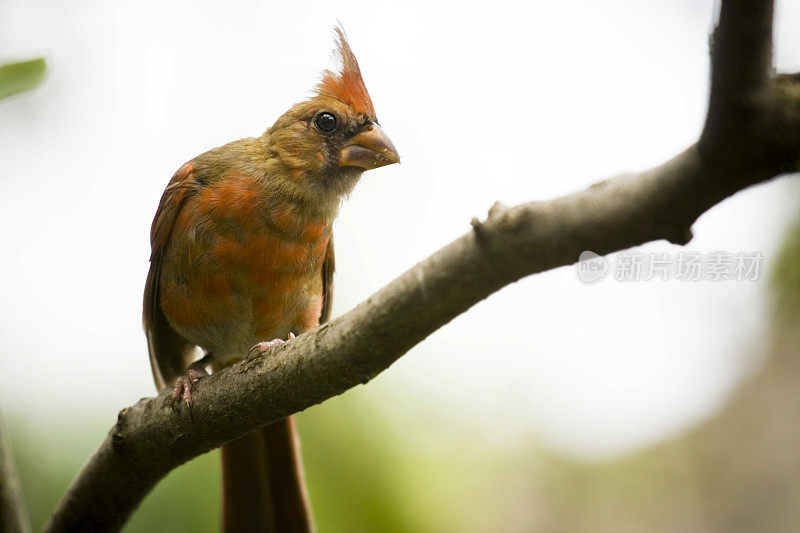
[0, 408, 31, 533]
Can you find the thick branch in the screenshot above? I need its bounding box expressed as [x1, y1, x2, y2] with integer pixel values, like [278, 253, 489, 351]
[702, 0, 781, 176]
[708, 0, 773, 113]
[46, 1, 800, 530]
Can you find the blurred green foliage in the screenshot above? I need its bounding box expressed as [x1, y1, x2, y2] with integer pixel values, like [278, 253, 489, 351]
[770, 213, 800, 314]
[0, 58, 46, 101]
[298, 393, 425, 533]
[7, 387, 462, 532]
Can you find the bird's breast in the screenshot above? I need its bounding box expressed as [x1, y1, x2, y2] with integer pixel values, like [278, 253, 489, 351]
[159, 171, 330, 358]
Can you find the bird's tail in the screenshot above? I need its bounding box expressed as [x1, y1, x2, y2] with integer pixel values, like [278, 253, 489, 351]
[220, 416, 313, 532]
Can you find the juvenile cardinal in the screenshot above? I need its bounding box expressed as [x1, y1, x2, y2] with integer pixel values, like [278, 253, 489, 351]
[143, 28, 398, 532]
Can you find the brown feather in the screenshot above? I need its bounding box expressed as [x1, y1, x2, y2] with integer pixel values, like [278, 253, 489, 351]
[143, 162, 200, 389]
[319, 237, 335, 325]
[221, 418, 312, 533]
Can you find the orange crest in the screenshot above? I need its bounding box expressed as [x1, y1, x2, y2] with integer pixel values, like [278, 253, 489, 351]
[315, 26, 376, 117]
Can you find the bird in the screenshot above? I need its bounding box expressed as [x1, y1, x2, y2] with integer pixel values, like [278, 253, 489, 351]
[143, 27, 399, 532]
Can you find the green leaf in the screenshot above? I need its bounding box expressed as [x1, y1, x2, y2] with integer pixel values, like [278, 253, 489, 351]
[0, 58, 47, 101]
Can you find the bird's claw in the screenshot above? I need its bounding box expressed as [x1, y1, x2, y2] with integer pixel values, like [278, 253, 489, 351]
[247, 332, 296, 359]
[172, 366, 209, 408]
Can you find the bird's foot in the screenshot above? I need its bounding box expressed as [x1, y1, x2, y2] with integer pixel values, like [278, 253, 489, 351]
[172, 359, 210, 409]
[247, 332, 296, 359]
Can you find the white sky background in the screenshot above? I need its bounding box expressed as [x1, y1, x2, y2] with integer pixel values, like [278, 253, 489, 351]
[0, 0, 799, 459]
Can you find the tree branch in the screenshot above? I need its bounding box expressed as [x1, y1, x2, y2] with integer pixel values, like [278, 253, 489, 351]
[0, 408, 31, 533]
[46, 0, 800, 530]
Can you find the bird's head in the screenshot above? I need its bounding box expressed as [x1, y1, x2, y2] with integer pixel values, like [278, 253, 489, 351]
[265, 27, 399, 210]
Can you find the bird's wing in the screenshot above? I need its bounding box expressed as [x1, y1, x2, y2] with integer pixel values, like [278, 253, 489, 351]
[319, 235, 335, 325]
[143, 162, 200, 390]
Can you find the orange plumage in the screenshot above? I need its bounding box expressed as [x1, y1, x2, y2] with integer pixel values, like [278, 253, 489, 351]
[316, 28, 376, 116]
[143, 26, 398, 532]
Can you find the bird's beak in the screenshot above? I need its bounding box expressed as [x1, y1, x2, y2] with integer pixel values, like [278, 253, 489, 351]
[339, 123, 400, 170]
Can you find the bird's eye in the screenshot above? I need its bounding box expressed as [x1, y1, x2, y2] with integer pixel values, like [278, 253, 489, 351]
[314, 112, 337, 133]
